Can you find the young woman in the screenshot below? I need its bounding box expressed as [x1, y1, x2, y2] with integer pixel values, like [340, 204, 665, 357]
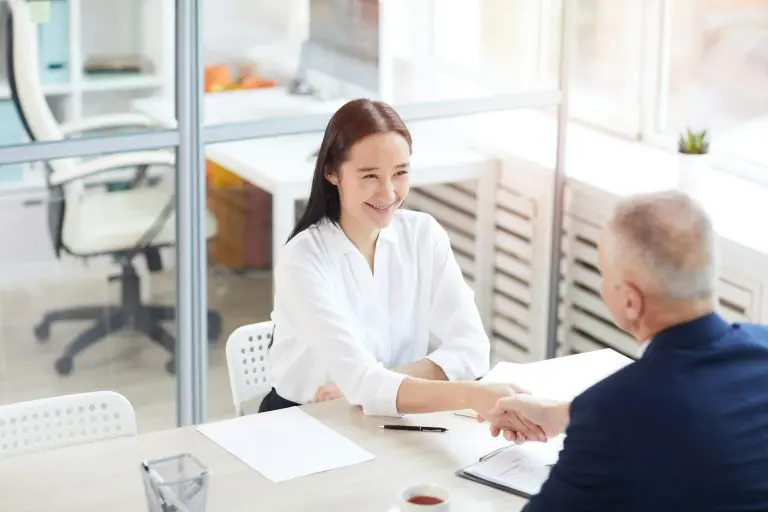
[259, 98, 542, 435]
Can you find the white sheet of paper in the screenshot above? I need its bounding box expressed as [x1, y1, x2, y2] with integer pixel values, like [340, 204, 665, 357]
[196, 408, 375, 482]
[497, 349, 634, 401]
[456, 349, 634, 417]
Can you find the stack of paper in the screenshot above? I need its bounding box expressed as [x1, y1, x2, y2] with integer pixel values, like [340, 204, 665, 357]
[457, 348, 634, 417]
[196, 408, 375, 482]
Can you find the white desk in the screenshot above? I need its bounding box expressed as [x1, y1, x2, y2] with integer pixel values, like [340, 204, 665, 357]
[132, 87, 345, 126]
[2, 400, 527, 512]
[132, 91, 499, 278]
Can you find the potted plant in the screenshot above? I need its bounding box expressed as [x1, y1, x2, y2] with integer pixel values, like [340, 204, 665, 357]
[677, 128, 711, 190]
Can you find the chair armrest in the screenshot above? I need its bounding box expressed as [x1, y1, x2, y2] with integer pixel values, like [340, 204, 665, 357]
[59, 113, 162, 136]
[50, 151, 175, 186]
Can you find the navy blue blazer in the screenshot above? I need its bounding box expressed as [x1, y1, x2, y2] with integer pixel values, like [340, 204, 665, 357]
[523, 313, 768, 512]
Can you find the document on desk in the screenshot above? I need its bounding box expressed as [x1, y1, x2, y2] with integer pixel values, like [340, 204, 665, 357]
[458, 436, 564, 498]
[196, 408, 375, 483]
[456, 348, 634, 417]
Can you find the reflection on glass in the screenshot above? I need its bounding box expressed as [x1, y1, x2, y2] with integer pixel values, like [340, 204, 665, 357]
[0, 148, 197, 433]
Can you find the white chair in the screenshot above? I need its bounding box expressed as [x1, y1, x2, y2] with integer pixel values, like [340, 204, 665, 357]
[225, 321, 273, 416]
[5, 0, 222, 377]
[0, 391, 138, 458]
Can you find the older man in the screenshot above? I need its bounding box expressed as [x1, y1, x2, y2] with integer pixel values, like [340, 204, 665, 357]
[487, 191, 768, 511]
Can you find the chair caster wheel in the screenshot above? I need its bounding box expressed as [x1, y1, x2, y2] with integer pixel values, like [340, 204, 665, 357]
[165, 359, 175, 375]
[34, 323, 50, 343]
[55, 357, 73, 376]
[207, 314, 222, 342]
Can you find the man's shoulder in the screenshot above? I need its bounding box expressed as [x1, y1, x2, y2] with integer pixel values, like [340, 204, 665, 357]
[572, 359, 649, 411]
[734, 323, 768, 347]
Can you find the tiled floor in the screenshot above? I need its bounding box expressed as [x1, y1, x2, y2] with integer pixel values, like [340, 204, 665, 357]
[0, 263, 273, 433]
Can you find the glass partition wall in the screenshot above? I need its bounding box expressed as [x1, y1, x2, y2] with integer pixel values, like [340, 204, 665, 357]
[0, 0, 570, 428]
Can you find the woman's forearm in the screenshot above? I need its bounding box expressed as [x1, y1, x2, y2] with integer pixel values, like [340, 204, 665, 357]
[391, 358, 448, 381]
[395, 378, 480, 414]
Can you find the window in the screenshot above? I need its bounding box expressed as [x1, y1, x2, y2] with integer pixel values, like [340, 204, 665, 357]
[656, 0, 768, 174]
[432, 0, 549, 88]
[569, 0, 646, 136]
[402, 0, 767, 181]
[391, 0, 558, 103]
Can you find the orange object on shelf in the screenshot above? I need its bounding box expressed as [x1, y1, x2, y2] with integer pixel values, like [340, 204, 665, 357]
[206, 161, 272, 271]
[204, 65, 231, 93]
[204, 61, 276, 93]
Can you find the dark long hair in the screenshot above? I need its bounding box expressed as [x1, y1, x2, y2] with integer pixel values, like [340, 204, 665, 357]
[286, 99, 412, 243]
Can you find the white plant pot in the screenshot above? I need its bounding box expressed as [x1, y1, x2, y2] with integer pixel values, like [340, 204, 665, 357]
[677, 153, 712, 192]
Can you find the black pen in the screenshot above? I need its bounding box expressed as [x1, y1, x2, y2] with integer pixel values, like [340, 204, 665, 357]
[379, 424, 447, 433]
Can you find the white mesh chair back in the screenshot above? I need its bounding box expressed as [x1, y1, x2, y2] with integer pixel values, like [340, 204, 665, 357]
[0, 391, 137, 458]
[225, 321, 273, 415]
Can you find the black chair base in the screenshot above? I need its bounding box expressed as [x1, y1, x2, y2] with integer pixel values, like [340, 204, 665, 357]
[33, 262, 222, 376]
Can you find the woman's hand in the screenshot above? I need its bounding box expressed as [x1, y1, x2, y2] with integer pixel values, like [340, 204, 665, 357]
[314, 383, 343, 402]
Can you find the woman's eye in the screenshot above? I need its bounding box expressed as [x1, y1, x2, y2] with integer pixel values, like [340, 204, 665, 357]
[363, 174, 377, 180]
[396, 169, 409, 176]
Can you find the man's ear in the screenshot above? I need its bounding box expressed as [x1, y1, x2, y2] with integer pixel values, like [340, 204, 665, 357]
[622, 281, 644, 321]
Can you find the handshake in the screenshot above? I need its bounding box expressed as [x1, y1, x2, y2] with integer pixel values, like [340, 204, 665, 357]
[473, 383, 570, 444]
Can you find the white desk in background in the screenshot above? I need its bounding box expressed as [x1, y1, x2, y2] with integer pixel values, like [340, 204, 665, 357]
[132, 90, 499, 278]
[132, 87, 345, 126]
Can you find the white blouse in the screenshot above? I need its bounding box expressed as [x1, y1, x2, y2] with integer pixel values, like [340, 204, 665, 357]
[269, 209, 490, 417]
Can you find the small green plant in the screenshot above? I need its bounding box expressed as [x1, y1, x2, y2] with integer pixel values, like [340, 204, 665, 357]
[678, 128, 710, 155]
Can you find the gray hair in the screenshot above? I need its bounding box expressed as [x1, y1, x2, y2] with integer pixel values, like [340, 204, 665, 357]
[607, 190, 718, 301]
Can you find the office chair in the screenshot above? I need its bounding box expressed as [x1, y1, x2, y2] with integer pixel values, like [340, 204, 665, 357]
[6, 0, 222, 375]
[225, 321, 273, 416]
[0, 390, 137, 457]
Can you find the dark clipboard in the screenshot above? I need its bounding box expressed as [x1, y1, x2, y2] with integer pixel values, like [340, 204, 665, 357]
[455, 466, 533, 501]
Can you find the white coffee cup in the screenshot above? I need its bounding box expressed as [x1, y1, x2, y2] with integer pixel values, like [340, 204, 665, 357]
[399, 484, 451, 511]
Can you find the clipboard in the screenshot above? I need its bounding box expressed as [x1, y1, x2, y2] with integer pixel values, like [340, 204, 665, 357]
[456, 466, 534, 500]
[456, 442, 560, 499]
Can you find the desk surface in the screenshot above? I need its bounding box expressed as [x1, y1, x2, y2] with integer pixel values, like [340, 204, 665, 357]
[132, 88, 344, 127]
[2, 400, 527, 512]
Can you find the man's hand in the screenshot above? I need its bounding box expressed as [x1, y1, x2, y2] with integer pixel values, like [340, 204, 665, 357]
[314, 383, 343, 402]
[486, 394, 570, 441]
[470, 384, 548, 442]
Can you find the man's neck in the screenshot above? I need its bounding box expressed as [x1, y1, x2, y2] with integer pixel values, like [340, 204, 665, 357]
[636, 298, 715, 341]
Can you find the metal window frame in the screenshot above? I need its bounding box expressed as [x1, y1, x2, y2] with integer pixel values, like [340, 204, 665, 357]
[0, 0, 573, 426]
